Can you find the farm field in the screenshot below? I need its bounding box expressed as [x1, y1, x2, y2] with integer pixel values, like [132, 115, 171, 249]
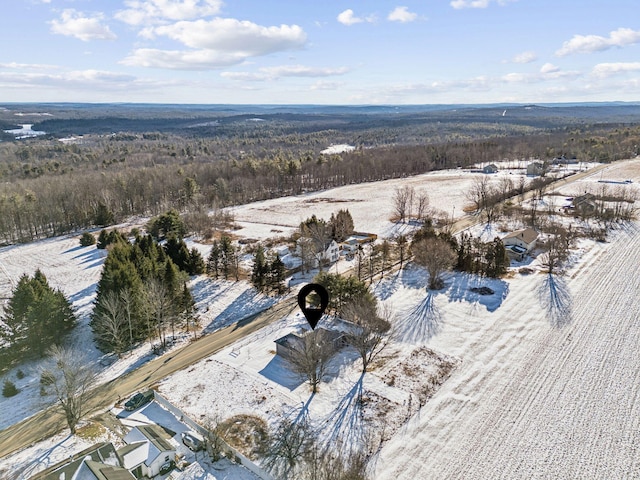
[1, 158, 639, 479]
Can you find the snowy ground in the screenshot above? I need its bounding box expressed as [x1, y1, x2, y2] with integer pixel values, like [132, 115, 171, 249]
[1, 158, 639, 478]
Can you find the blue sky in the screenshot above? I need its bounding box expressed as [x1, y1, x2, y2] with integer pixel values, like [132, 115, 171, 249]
[1, 0, 639, 104]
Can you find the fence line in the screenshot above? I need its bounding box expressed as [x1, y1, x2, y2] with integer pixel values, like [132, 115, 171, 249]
[153, 391, 274, 480]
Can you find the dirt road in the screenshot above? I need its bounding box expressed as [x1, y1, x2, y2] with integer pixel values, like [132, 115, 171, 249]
[0, 297, 298, 460]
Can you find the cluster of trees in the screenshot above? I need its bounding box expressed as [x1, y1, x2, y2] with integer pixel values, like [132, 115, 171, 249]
[392, 185, 430, 223]
[206, 234, 240, 280]
[411, 223, 508, 289]
[297, 210, 355, 272]
[0, 270, 76, 369]
[91, 227, 197, 356]
[455, 233, 510, 278]
[251, 244, 286, 295]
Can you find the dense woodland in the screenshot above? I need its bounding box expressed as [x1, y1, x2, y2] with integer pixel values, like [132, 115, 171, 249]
[1, 103, 640, 245]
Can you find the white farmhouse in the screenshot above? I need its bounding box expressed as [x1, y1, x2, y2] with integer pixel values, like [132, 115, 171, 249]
[502, 227, 539, 261]
[122, 425, 176, 478]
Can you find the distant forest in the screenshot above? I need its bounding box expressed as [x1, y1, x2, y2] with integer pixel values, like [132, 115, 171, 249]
[1, 103, 639, 244]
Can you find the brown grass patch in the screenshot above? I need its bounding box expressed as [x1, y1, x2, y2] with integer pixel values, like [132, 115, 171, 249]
[218, 414, 269, 460]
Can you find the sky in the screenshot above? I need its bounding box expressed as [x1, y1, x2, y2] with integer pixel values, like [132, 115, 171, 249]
[1, 0, 640, 105]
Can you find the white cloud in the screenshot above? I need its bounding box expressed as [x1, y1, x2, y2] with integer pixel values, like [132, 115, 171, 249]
[115, 0, 223, 26]
[152, 19, 306, 55]
[540, 63, 559, 74]
[556, 27, 640, 56]
[123, 18, 307, 70]
[221, 65, 350, 81]
[49, 9, 116, 41]
[388, 6, 417, 23]
[450, 0, 515, 9]
[310, 80, 345, 91]
[337, 9, 376, 26]
[449, 0, 518, 10]
[450, 0, 489, 9]
[121, 48, 247, 69]
[261, 65, 350, 78]
[512, 51, 537, 64]
[591, 62, 640, 78]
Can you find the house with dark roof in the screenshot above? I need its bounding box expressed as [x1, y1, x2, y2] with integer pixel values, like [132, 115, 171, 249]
[483, 164, 499, 174]
[572, 193, 598, 216]
[121, 425, 176, 478]
[275, 327, 348, 362]
[30, 442, 135, 480]
[526, 161, 546, 176]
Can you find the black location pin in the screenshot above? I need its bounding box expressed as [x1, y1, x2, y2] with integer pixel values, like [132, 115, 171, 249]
[297, 283, 329, 330]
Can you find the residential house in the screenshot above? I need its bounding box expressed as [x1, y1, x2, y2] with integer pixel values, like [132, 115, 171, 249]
[339, 232, 377, 257]
[572, 193, 598, 216]
[297, 237, 340, 267]
[526, 161, 546, 176]
[483, 164, 499, 174]
[30, 442, 135, 480]
[275, 327, 347, 362]
[502, 227, 539, 261]
[121, 425, 176, 478]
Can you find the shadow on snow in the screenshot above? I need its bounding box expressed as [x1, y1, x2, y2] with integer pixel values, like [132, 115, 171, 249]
[538, 273, 573, 329]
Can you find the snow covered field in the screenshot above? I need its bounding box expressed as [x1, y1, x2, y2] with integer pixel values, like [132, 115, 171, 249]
[1, 158, 639, 478]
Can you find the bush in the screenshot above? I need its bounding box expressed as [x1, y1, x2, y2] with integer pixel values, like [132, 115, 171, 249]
[80, 231, 96, 247]
[16, 369, 25, 380]
[2, 379, 19, 397]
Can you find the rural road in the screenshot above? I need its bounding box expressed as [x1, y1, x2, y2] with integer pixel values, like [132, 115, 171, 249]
[0, 296, 298, 460]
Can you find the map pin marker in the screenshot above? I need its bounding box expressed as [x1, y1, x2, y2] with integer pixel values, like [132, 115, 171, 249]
[297, 283, 329, 330]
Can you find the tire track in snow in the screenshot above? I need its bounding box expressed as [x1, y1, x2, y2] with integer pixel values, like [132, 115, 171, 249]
[376, 222, 640, 479]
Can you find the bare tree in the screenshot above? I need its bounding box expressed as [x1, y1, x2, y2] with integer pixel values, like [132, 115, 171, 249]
[466, 176, 500, 223]
[265, 414, 315, 479]
[412, 237, 457, 290]
[287, 329, 338, 393]
[39, 344, 97, 434]
[392, 186, 414, 223]
[92, 290, 129, 357]
[539, 223, 575, 275]
[342, 297, 391, 373]
[144, 279, 176, 349]
[300, 220, 332, 272]
[415, 191, 430, 221]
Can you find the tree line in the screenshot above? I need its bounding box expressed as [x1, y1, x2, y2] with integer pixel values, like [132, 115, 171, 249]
[1, 123, 639, 244]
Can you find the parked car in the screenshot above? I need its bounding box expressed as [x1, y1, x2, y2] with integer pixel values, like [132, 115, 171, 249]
[159, 459, 175, 475]
[181, 431, 204, 451]
[124, 390, 154, 411]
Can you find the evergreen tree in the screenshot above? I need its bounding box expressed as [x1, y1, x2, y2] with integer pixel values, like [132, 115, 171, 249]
[187, 247, 206, 275]
[147, 209, 186, 240]
[96, 229, 109, 249]
[207, 240, 220, 278]
[219, 234, 235, 280]
[79, 231, 96, 247]
[251, 244, 267, 292]
[268, 254, 286, 295]
[164, 235, 190, 272]
[94, 202, 114, 227]
[329, 209, 355, 242]
[1, 269, 76, 359]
